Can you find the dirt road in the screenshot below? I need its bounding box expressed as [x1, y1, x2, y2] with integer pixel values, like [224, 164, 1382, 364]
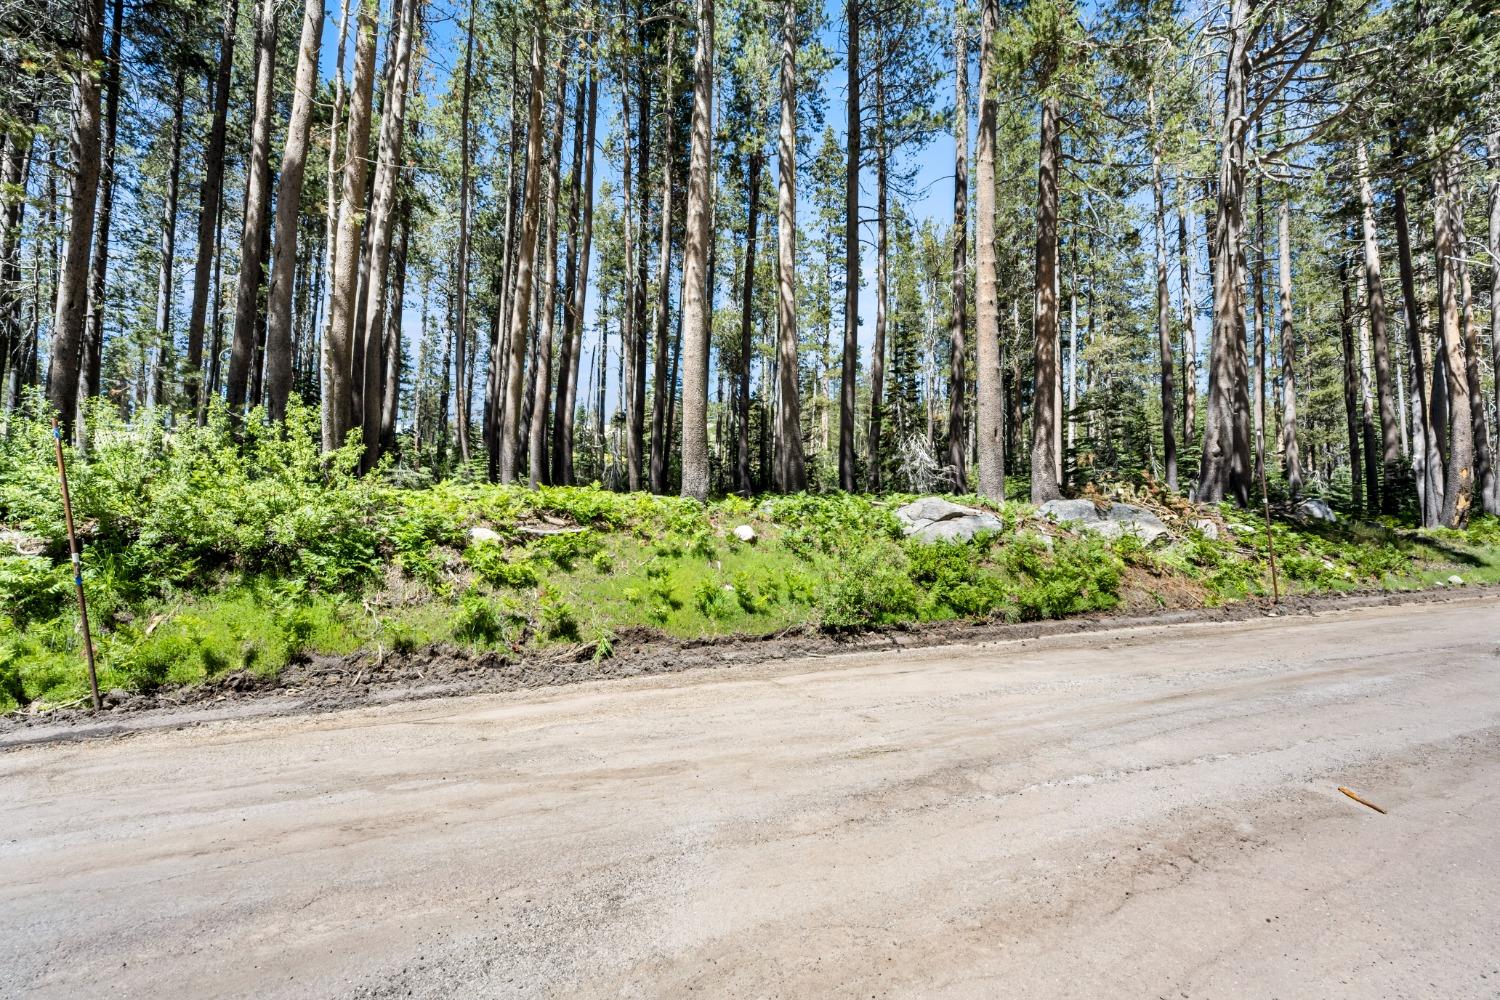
[3, 596, 1498, 999]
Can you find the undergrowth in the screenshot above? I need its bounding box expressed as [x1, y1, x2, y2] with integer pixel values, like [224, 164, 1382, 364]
[1, 402, 1497, 713]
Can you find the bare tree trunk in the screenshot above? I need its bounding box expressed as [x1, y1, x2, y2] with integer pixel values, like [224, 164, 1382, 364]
[736, 149, 762, 495]
[528, 50, 569, 488]
[1029, 92, 1062, 503]
[839, 0, 860, 492]
[1196, 0, 1251, 506]
[618, 63, 639, 490]
[1339, 257, 1362, 506]
[0, 115, 33, 414]
[1487, 120, 1500, 514]
[1276, 199, 1301, 496]
[46, 0, 106, 432]
[74, 0, 122, 442]
[321, 0, 378, 451]
[1393, 171, 1439, 525]
[498, 24, 548, 483]
[264, 0, 324, 422]
[186, 0, 239, 419]
[948, 2, 968, 492]
[1250, 176, 1266, 483]
[146, 74, 186, 411]
[679, 0, 715, 501]
[358, 0, 419, 469]
[650, 29, 678, 494]
[973, 0, 1003, 500]
[774, 0, 806, 492]
[226, 0, 278, 415]
[1149, 83, 1176, 490]
[866, 43, 890, 492]
[1433, 149, 1473, 526]
[1355, 142, 1400, 513]
[627, 1, 651, 492]
[381, 196, 409, 454]
[1456, 185, 1493, 517]
[1177, 180, 1196, 443]
[554, 54, 597, 486]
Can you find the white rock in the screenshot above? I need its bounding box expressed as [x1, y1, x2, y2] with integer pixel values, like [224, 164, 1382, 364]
[894, 497, 1004, 544]
[1296, 498, 1338, 522]
[1037, 499, 1172, 545]
[1191, 518, 1220, 540]
[733, 524, 757, 543]
[1447, 574, 1464, 586]
[468, 526, 502, 544]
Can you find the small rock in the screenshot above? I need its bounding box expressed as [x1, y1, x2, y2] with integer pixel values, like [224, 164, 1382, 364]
[469, 526, 502, 544]
[1191, 518, 1220, 540]
[1037, 499, 1172, 545]
[1295, 498, 1337, 523]
[102, 688, 130, 708]
[1447, 574, 1464, 586]
[0, 529, 48, 556]
[894, 497, 1003, 544]
[733, 524, 757, 543]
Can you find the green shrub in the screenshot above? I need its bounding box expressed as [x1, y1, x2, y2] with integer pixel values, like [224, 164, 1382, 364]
[819, 551, 921, 631]
[537, 586, 580, 641]
[451, 591, 509, 645]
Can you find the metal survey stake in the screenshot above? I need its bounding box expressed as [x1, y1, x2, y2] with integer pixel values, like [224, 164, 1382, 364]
[52, 418, 101, 712]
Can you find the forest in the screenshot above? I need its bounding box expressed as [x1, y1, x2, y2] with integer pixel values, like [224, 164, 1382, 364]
[1, 0, 1497, 516]
[1, 0, 1500, 714]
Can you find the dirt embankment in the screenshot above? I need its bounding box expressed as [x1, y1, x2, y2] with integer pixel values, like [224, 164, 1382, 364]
[5, 582, 1496, 746]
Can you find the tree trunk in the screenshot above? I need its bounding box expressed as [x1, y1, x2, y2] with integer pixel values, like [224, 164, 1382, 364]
[320, 0, 378, 451]
[1339, 258, 1362, 507]
[627, 2, 652, 493]
[619, 63, 639, 489]
[774, 0, 805, 493]
[0, 114, 33, 414]
[1196, 0, 1251, 506]
[839, 0, 860, 492]
[1276, 199, 1301, 496]
[1354, 142, 1400, 514]
[948, 2, 968, 492]
[1434, 149, 1473, 526]
[46, 0, 105, 432]
[147, 73, 185, 411]
[867, 46, 889, 492]
[554, 54, 597, 486]
[226, 0, 278, 415]
[973, 0, 1003, 500]
[74, 0, 122, 442]
[186, 0, 239, 419]
[498, 24, 548, 483]
[528, 50, 569, 488]
[1486, 120, 1500, 515]
[650, 29, 679, 495]
[679, 0, 715, 501]
[1029, 92, 1062, 503]
[1393, 171, 1439, 525]
[1177, 180, 1196, 443]
[1456, 184, 1493, 518]
[358, 0, 419, 469]
[381, 196, 409, 455]
[737, 149, 762, 495]
[264, 0, 324, 422]
[1149, 83, 1176, 490]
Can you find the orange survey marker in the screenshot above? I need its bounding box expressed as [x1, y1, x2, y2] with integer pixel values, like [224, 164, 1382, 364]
[1338, 786, 1387, 814]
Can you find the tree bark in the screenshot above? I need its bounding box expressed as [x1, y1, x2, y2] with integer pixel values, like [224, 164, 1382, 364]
[381, 196, 409, 454]
[1339, 257, 1362, 507]
[737, 149, 762, 495]
[146, 74, 186, 411]
[973, 0, 1003, 500]
[867, 43, 889, 492]
[1392, 171, 1439, 525]
[1177, 180, 1196, 443]
[554, 55, 597, 486]
[1149, 83, 1176, 490]
[627, 1, 652, 492]
[774, 0, 806, 493]
[1433, 149, 1473, 526]
[1276, 199, 1301, 496]
[46, 0, 105, 432]
[226, 0, 278, 415]
[839, 0, 860, 492]
[358, 0, 419, 469]
[1196, 0, 1251, 506]
[498, 24, 548, 483]
[0, 114, 33, 413]
[264, 0, 325, 422]
[1486, 121, 1500, 514]
[320, 0, 378, 451]
[1029, 91, 1062, 503]
[528, 50, 569, 488]
[1355, 142, 1400, 514]
[74, 0, 122, 442]
[948, 2, 968, 492]
[186, 0, 239, 419]
[650, 29, 679, 494]
[679, 0, 715, 501]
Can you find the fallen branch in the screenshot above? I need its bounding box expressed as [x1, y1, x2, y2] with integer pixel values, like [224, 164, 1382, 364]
[1338, 786, 1387, 814]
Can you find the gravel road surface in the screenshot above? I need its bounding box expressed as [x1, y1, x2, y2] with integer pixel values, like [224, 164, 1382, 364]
[3, 596, 1498, 999]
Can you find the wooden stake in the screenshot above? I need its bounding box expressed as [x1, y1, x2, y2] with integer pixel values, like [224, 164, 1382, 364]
[1338, 786, 1387, 814]
[52, 418, 101, 712]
